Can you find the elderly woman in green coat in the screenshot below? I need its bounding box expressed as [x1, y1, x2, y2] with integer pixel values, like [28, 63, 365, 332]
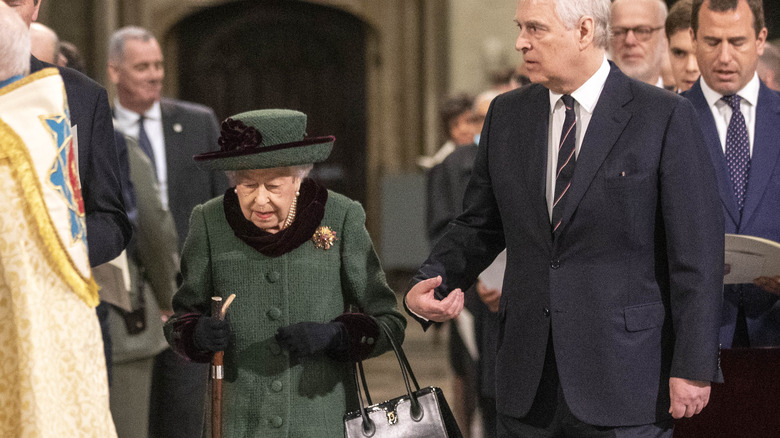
[164, 109, 406, 437]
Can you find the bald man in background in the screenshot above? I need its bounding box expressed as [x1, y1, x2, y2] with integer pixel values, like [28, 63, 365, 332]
[30, 22, 64, 65]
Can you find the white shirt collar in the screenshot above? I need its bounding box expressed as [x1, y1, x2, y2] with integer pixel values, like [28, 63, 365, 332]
[700, 72, 760, 109]
[114, 99, 162, 122]
[549, 56, 611, 114]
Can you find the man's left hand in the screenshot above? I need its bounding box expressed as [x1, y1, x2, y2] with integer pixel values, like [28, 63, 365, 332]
[669, 377, 710, 419]
[754, 276, 780, 295]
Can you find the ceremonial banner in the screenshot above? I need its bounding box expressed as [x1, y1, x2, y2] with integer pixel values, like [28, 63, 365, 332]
[0, 69, 116, 437]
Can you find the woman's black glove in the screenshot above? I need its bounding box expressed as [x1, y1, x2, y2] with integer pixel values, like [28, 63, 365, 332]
[193, 316, 232, 352]
[275, 321, 346, 359]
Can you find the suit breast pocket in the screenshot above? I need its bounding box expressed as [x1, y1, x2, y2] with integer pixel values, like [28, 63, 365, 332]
[602, 173, 655, 241]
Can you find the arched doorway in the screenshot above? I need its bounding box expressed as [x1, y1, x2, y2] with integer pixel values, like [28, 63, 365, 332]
[175, 0, 368, 203]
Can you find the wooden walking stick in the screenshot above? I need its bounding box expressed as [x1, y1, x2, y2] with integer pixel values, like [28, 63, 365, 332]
[211, 293, 235, 438]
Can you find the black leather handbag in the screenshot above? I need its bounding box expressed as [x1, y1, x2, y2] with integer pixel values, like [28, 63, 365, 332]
[344, 322, 463, 437]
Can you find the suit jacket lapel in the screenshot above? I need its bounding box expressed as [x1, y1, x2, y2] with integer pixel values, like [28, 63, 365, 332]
[741, 82, 780, 227]
[522, 86, 553, 234]
[686, 81, 741, 227]
[554, 66, 631, 238]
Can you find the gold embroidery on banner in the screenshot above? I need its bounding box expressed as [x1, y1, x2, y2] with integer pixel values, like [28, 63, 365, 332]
[0, 119, 98, 307]
[0, 68, 60, 97]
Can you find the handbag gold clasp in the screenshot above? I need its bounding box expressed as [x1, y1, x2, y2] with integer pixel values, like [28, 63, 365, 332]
[386, 408, 398, 425]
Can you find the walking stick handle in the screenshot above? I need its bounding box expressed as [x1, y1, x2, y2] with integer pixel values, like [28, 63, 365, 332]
[210, 294, 235, 438]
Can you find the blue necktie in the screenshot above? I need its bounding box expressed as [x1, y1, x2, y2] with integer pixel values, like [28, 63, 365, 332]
[552, 95, 576, 234]
[137, 115, 157, 169]
[722, 94, 750, 213]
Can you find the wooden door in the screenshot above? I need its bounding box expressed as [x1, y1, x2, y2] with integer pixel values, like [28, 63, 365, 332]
[176, 0, 367, 203]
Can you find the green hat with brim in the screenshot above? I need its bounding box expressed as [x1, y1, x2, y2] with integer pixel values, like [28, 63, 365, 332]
[194, 109, 334, 171]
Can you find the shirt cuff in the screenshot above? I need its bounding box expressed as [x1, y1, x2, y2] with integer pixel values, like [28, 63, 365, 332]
[404, 295, 429, 322]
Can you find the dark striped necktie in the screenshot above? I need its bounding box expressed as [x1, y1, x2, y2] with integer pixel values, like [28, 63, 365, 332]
[552, 94, 576, 234]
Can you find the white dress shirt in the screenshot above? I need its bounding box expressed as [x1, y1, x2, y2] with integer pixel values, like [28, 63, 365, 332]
[113, 100, 170, 209]
[546, 56, 611, 220]
[699, 73, 760, 156]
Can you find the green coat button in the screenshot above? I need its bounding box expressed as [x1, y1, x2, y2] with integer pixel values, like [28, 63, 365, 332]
[271, 416, 283, 428]
[266, 271, 281, 283]
[271, 380, 283, 392]
[267, 307, 282, 320]
[269, 342, 282, 355]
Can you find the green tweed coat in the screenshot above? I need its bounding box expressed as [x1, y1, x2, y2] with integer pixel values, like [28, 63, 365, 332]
[166, 190, 406, 437]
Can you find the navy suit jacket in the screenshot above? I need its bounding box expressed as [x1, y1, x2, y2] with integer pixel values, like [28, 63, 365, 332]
[30, 56, 131, 266]
[409, 64, 724, 426]
[683, 80, 780, 347]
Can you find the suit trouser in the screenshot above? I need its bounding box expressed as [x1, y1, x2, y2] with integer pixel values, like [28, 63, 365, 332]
[148, 348, 209, 438]
[497, 335, 672, 438]
[110, 357, 154, 438]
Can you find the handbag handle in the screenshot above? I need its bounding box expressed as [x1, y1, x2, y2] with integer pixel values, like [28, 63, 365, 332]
[352, 321, 424, 436]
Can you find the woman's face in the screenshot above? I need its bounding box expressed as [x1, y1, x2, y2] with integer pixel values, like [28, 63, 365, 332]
[234, 167, 301, 234]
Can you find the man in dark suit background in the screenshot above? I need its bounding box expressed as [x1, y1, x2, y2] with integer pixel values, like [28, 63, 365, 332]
[683, 0, 780, 348]
[107, 25, 228, 438]
[406, 0, 724, 436]
[6, 0, 133, 384]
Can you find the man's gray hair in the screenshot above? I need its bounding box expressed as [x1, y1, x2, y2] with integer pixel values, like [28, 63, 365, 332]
[553, 0, 612, 49]
[0, 5, 30, 80]
[108, 26, 157, 63]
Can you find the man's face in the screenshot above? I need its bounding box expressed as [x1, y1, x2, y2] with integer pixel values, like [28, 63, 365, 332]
[108, 38, 164, 112]
[514, 0, 583, 93]
[668, 29, 700, 92]
[693, 0, 766, 95]
[2, 0, 39, 27]
[610, 0, 667, 83]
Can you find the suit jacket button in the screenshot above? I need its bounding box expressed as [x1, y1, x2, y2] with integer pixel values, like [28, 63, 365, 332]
[271, 380, 283, 392]
[269, 342, 282, 355]
[271, 416, 283, 428]
[550, 260, 560, 269]
[544, 307, 550, 317]
[266, 271, 281, 283]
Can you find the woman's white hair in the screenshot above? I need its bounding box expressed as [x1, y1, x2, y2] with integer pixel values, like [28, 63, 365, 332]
[0, 4, 31, 80]
[553, 0, 612, 49]
[227, 164, 313, 186]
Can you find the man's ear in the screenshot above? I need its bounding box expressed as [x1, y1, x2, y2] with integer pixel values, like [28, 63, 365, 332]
[32, 0, 40, 23]
[107, 63, 120, 85]
[577, 16, 595, 50]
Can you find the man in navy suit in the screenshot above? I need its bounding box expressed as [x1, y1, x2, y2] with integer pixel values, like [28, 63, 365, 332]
[406, 0, 724, 435]
[683, 0, 780, 348]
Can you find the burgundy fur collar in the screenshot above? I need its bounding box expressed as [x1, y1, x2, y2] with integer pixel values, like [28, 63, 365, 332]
[223, 178, 327, 257]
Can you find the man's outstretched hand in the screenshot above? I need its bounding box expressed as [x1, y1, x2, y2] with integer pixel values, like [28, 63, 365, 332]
[406, 276, 464, 322]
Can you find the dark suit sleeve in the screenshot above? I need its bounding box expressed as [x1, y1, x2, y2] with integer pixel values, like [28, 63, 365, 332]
[81, 85, 132, 266]
[408, 101, 506, 326]
[661, 98, 724, 382]
[426, 160, 458, 245]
